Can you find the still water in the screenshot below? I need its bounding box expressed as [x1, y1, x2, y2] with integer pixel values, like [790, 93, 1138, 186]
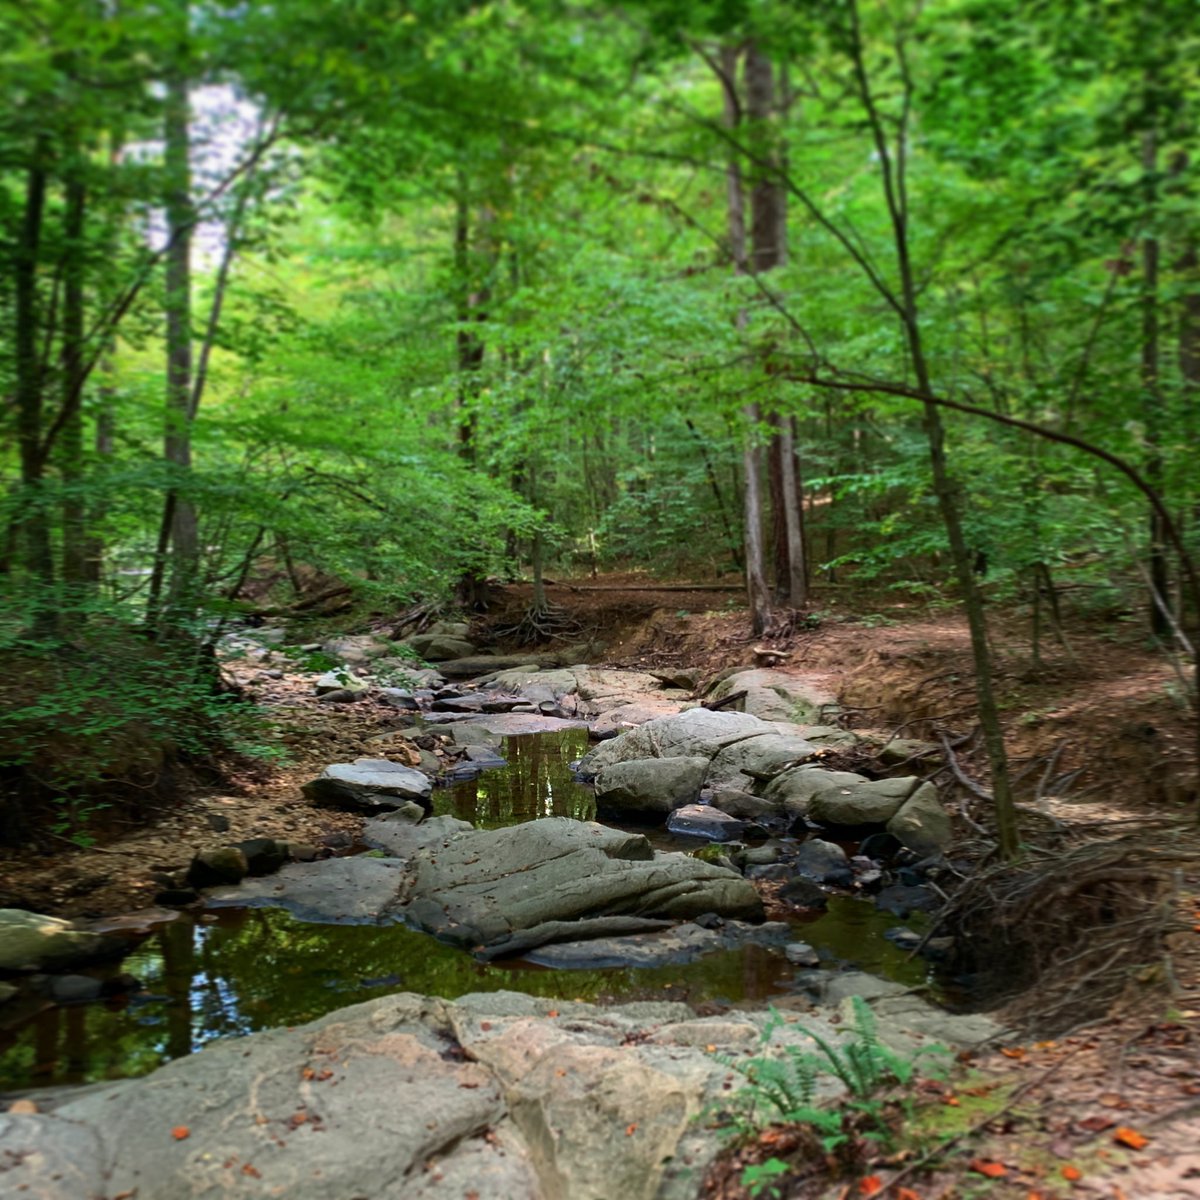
[0, 731, 934, 1091]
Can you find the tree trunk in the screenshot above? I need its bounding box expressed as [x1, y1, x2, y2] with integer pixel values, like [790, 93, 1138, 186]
[60, 169, 89, 589]
[1142, 126, 1169, 638]
[15, 154, 55, 626]
[161, 51, 198, 623]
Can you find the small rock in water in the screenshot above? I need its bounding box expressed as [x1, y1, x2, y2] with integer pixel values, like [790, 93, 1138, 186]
[875, 883, 938, 918]
[791, 838, 850, 884]
[784, 941, 820, 966]
[884, 926, 923, 951]
[778, 877, 829, 910]
[232, 838, 287, 877]
[186, 847, 249, 889]
[667, 804, 746, 842]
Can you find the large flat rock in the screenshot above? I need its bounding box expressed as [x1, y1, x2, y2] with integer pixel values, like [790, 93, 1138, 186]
[395, 817, 763, 955]
[0, 988, 1002, 1200]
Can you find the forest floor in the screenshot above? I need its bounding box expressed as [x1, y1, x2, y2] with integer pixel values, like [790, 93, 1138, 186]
[3, 570, 1198, 1198]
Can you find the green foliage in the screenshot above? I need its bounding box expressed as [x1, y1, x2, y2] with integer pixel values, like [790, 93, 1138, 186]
[711, 997, 951, 1187]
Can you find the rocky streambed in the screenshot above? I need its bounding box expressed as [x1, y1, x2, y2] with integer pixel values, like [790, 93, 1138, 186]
[1, 631, 987, 1198]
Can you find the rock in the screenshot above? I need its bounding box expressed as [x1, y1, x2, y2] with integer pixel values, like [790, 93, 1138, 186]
[0, 909, 118, 972]
[666, 804, 746, 842]
[315, 668, 369, 696]
[206, 857, 409, 923]
[762, 766, 870, 820]
[379, 687, 420, 710]
[397, 817, 763, 955]
[525, 920, 791, 970]
[40, 974, 105, 1003]
[203, 812, 230, 833]
[791, 838, 850, 884]
[875, 884, 939, 917]
[438, 654, 540, 679]
[884, 927, 923, 951]
[5, 990, 911, 1200]
[594, 756, 709, 819]
[283, 842, 322, 863]
[590, 700, 685, 737]
[185, 847, 249, 889]
[705, 733, 820, 790]
[886, 783, 952, 854]
[318, 687, 361, 704]
[405, 633, 477, 661]
[706, 668, 838, 724]
[429, 620, 472, 638]
[363, 813, 474, 859]
[708, 787, 781, 821]
[578, 708, 778, 779]
[739, 842, 785, 867]
[649, 668, 702, 692]
[231, 838, 287, 877]
[778, 877, 829, 910]
[876, 737, 939, 767]
[808, 776, 923, 827]
[303, 762, 433, 812]
[322, 634, 391, 665]
[430, 691, 488, 713]
[785, 941, 820, 966]
[462, 744, 506, 767]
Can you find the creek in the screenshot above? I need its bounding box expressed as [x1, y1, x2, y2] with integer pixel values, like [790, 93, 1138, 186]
[0, 730, 941, 1091]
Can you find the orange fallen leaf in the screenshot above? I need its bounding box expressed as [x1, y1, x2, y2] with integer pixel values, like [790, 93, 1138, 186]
[896, 1189, 921, 1200]
[970, 1159, 1008, 1178]
[944, 1095, 961, 1106]
[301, 1067, 315, 1080]
[625, 1123, 638, 1136]
[858, 1177, 883, 1196]
[1113, 1126, 1150, 1150]
[241, 1163, 261, 1178]
[7, 1099, 38, 1114]
[172, 1126, 190, 1141]
[547, 1010, 559, 1018]
[1061, 1164, 1083, 1181]
[705, 1044, 717, 1053]
[1000, 1047, 1026, 1059]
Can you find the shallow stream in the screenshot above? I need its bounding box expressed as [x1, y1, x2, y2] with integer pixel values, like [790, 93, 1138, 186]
[0, 730, 938, 1091]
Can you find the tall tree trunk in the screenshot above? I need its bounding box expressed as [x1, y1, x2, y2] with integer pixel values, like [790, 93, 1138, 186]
[15, 153, 55, 628]
[1142, 126, 1169, 638]
[847, 0, 1018, 856]
[60, 169, 89, 589]
[160, 49, 198, 625]
[719, 44, 772, 635]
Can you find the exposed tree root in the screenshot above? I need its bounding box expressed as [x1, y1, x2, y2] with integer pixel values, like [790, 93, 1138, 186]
[937, 831, 1198, 1035]
[492, 602, 583, 646]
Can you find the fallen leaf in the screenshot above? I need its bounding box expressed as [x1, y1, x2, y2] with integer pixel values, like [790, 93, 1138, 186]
[1061, 1165, 1083, 1181]
[970, 1159, 1008, 1178]
[1113, 1127, 1150, 1150]
[172, 1126, 190, 1141]
[858, 1177, 883, 1196]
[301, 1067, 315, 1080]
[1078, 1115, 1115, 1133]
[625, 1123, 638, 1136]
[944, 1095, 961, 1106]
[547, 1010, 559, 1018]
[1001, 1047, 1026, 1059]
[1098, 1093, 1124, 1108]
[241, 1163, 261, 1178]
[895, 1189, 921, 1200]
[705, 1044, 717, 1053]
[7, 1099, 38, 1114]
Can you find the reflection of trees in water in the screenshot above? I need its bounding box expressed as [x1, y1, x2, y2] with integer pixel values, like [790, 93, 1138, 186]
[441, 730, 595, 828]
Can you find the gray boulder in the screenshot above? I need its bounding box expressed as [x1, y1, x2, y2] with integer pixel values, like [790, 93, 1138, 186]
[705, 733, 819, 789]
[396, 817, 763, 955]
[578, 708, 777, 779]
[303, 761, 433, 811]
[886, 783, 951, 854]
[594, 756, 709, 818]
[666, 804, 745, 842]
[706, 668, 838, 724]
[0, 909, 118, 972]
[315, 667, 369, 696]
[761, 766, 870, 819]
[405, 633, 477, 661]
[321, 634, 391, 665]
[791, 838, 850, 883]
[708, 787, 781, 821]
[808, 777, 923, 827]
[185, 847, 249, 889]
[363, 813, 474, 859]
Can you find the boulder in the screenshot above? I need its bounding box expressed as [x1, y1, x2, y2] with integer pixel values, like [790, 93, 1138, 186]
[705, 733, 819, 790]
[590, 700, 685, 737]
[808, 777, 924, 827]
[396, 817, 763, 955]
[706, 668, 838, 724]
[886, 783, 952, 854]
[314, 667, 369, 696]
[578, 708, 777, 779]
[0, 909, 118, 972]
[186, 847, 249, 889]
[303, 761, 433, 812]
[363, 813, 474, 859]
[708, 787, 781, 822]
[666, 804, 746, 842]
[593, 756, 709, 819]
[231, 838, 288, 877]
[649, 668, 702, 692]
[405, 633, 477, 661]
[791, 838, 851, 884]
[762, 766, 871, 820]
[778, 877, 829, 910]
[321, 634, 391, 665]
